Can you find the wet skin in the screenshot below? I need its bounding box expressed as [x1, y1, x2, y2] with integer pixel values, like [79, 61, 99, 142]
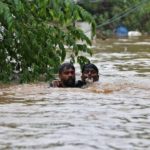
[81, 68, 99, 83]
[59, 68, 76, 87]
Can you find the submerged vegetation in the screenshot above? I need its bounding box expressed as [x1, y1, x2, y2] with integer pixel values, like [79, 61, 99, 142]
[0, 0, 95, 83]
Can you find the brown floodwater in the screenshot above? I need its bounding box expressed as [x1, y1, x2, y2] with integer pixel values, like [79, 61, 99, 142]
[0, 36, 150, 150]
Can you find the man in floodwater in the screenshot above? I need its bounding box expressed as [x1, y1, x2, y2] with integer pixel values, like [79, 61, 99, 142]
[50, 63, 99, 88]
[50, 63, 76, 87]
[76, 63, 99, 87]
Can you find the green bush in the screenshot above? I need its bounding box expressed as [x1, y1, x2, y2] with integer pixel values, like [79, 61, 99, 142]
[0, 0, 96, 83]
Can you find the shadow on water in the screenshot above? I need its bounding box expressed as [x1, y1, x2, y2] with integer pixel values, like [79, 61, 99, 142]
[0, 36, 150, 150]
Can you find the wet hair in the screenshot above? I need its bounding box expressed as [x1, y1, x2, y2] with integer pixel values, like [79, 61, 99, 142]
[59, 63, 75, 74]
[82, 63, 99, 74]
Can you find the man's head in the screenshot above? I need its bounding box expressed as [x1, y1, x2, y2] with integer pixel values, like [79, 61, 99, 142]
[59, 63, 75, 87]
[81, 63, 99, 83]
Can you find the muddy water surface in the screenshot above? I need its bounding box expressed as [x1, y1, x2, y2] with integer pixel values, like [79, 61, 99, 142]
[0, 36, 150, 150]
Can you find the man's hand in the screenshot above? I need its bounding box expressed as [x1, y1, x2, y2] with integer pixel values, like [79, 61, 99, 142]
[50, 80, 63, 87]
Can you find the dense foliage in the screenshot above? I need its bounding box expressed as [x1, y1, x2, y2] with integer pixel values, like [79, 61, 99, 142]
[0, 0, 96, 83]
[78, 0, 150, 37]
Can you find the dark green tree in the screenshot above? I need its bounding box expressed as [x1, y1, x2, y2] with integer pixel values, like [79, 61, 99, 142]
[0, 0, 96, 83]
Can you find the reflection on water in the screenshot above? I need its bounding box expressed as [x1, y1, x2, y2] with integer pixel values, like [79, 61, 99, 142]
[0, 37, 150, 150]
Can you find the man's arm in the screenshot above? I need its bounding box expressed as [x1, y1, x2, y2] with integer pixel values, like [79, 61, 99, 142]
[49, 80, 63, 87]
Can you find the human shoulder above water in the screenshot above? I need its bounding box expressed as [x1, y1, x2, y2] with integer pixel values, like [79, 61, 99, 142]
[49, 62, 99, 88]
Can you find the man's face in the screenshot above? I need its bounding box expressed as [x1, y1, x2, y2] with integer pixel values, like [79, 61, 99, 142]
[81, 68, 99, 83]
[59, 67, 75, 87]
